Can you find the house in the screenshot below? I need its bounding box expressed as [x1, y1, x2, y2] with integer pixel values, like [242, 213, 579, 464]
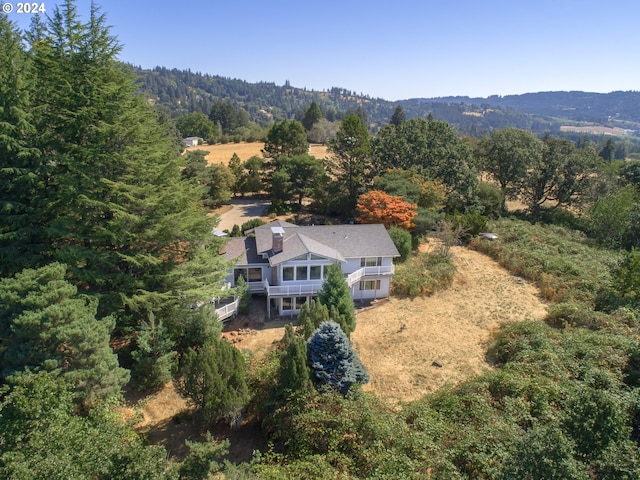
[224, 220, 399, 317]
[183, 136, 202, 147]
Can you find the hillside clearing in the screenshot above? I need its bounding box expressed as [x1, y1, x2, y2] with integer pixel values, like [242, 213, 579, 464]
[184, 142, 329, 165]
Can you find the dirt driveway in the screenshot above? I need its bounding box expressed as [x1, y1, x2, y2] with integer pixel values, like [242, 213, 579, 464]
[214, 198, 271, 232]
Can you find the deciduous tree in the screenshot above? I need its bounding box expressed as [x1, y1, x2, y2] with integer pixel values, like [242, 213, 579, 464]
[356, 190, 417, 230]
[479, 127, 544, 212]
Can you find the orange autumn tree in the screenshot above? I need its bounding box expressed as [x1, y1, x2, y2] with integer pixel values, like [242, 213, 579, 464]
[356, 190, 418, 230]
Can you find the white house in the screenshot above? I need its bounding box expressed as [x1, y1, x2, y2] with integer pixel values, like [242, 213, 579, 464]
[223, 220, 399, 317]
[183, 136, 202, 147]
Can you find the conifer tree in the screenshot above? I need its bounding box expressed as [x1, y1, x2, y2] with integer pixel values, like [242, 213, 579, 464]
[306, 321, 369, 395]
[277, 324, 312, 397]
[0, 15, 44, 275]
[0, 263, 129, 406]
[131, 311, 176, 391]
[176, 337, 249, 426]
[317, 263, 356, 335]
[21, 1, 229, 325]
[298, 298, 330, 339]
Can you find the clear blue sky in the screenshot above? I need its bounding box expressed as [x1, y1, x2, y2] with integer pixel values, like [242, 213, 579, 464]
[7, 0, 640, 100]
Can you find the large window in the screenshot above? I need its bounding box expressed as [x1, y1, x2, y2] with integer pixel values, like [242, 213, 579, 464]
[234, 267, 262, 283]
[296, 265, 308, 281]
[361, 257, 383, 267]
[282, 266, 294, 281]
[310, 265, 322, 280]
[359, 280, 381, 291]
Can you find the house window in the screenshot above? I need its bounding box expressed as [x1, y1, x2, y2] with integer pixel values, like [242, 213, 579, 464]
[295, 296, 308, 309]
[310, 265, 322, 280]
[296, 265, 308, 281]
[234, 267, 262, 283]
[359, 280, 381, 291]
[361, 257, 382, 267]
[282, 266, 294, 281]
[282, 297, 293, 311]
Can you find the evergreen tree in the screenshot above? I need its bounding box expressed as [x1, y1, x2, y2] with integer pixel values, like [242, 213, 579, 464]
[390, 105, 406, 126]
[327, 114, 372, 215]
[299, 298, 330, 339]
[0, 370, 171, 479]
[228, 152, 246, 196]
[176, 337, 249, 426]
[172, 303, 223, 352]
[302, 101, 323, 131]
[179, 433, 229, 480]
[262, 119, 309, 161]
[277, 324, 312, 398]
[23, 2, 229, 325]
[0, 15, 44, 276]
[317, 263, 356, 336]
[306, 321, 369, 395]
[131, 311, 176, 391]
[0, 263, 129, 407]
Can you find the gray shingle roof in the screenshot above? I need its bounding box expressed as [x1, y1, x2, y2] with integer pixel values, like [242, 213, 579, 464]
[252, 222, 400, 261]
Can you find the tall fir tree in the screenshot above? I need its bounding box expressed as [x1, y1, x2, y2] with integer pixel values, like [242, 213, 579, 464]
[131, 311, 176, 391]
[20, 1, 230, 326]
[0, 15, 44, 275]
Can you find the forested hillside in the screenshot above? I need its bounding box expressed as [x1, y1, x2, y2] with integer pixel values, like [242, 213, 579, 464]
[134, 66, 640, 138]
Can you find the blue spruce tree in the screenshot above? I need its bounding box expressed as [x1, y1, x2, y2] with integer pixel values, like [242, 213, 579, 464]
[306, 321, 369, 395]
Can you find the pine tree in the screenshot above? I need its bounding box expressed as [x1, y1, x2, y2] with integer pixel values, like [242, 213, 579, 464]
[0, 263, 129, 407]
[306, 321, 369, 395]
[131, 311, 176, 391]
[317, 263, 356, 336]
[390, 105, 406, 126]
[176, 337, 249, 426]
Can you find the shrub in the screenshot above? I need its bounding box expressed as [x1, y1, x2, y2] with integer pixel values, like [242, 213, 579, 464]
[476, 181, 503, 218]
[392, 250, 456, 297]
[387, 225, 412, 262]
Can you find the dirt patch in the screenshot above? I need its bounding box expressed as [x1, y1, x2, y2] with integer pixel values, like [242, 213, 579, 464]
[185, 142, 329, 165]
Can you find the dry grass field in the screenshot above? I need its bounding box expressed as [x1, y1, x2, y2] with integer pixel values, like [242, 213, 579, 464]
[184, 142, 330, 165]
[134, 243, 548, 459]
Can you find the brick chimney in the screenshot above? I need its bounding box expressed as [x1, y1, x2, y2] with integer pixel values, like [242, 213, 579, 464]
[271, 226, 285, 253]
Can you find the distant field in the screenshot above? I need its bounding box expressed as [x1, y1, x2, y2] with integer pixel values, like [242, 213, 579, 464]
[560, 125, 631, 136]
[184, 142, 329, 165]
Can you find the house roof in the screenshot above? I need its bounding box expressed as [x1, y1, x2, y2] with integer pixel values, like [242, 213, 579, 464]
[224, 236, 268, 265]
[252, 222, 400, 263]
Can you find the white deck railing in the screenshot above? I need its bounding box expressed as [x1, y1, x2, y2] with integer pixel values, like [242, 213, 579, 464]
[263, 279, 324, 297]
[345, 265, 395, 286]
[262, 265, 394, 297]
[215, 297, 240, 321]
